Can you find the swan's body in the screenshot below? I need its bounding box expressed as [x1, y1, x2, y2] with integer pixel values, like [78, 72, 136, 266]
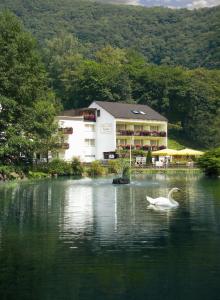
[146, 188, 180, 207]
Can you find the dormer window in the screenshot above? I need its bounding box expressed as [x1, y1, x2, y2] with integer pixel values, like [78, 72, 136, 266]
[131, 110, 146, 115]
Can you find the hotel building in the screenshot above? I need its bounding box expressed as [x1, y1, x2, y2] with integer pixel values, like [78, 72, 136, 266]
[56, 101, 168, 162]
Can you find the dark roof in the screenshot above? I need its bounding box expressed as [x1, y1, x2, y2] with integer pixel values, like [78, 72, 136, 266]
[94, 101, 167, 122]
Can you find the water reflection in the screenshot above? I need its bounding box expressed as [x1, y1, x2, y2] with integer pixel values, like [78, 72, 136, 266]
[55, 174, 200, 251]
[0, 174, 220, 300]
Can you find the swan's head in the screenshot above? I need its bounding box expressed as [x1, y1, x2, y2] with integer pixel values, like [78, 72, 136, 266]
[168, 187, 181, 196]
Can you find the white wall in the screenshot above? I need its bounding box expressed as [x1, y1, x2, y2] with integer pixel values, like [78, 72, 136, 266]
[57, 117, 96, 162]
[89, 102, 116, 160]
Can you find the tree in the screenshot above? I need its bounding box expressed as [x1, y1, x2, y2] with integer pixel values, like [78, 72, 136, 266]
[198, 148, 220, 177]
[0, 12, 58, 165]
[146, 150, 152, 165]
[0, 11, 48, 105]
[43, 33, 85, 108]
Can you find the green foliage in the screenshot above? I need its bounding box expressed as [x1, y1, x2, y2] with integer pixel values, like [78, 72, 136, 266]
[0, 1, 219, 69]
[108, 159, 121, 174]
[71, 157, 84, 177]
[47, 159, 72, 176]
[122, 165, 130, 179]
[146, 150, 152, 165]
[28, 171, 49, 179]
[0, 12, 58, 165]
[87, 161, 105, 177]
[0, 165, 12, 177]
[198, 148, 220, 177]
[168, 139, 185, 150]
[0, 11, 47, 104]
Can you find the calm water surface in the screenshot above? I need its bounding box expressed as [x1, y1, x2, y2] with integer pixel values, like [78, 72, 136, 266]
[0, 172, 220, 300]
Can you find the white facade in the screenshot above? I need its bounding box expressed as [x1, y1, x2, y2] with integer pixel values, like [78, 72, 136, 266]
[89, 102, 116, 159]
[56, 116, 96, 163]
[56, 101, 168, 162]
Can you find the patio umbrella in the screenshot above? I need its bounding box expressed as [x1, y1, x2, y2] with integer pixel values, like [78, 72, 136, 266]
[152, 148, 180, 156]
[176, 148, 204, 156]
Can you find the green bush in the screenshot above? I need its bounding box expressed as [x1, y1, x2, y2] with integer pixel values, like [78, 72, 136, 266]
[131, 150, 146, 157]
[108, 159, 121, 174]
[0, 165, 12, 177]
[48, 159, 72, 176]
[87, 161, 105, 177]
[31, 163, 50, 173]
[0, 165, 24, 180]
[71, 157, 84, 176]
[146, 150, 152, 165]
[28, 171, 49, 179]
[122, 165, 130, 179]
[197, 148, 220, 177]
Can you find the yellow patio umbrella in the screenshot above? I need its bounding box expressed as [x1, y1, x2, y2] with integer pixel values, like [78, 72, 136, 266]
[152, 148, 180, 156]
[175, 148, 204, 156]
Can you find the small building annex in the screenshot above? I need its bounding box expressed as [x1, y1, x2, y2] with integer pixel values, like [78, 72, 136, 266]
[56, 101, 168, 162]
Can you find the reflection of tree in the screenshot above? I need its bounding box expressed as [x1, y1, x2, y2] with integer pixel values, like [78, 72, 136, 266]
[0, 174, 220, 299]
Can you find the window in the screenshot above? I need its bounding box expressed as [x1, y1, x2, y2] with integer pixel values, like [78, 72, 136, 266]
[134, 140, 143, 145]
[150, 126, 158, 131]
[139, 111, 146, 115]
[85, 139, 95, 147]
[131, 110, 146, 115]
[117, 124, 126, 130]
[85, 124, 95, 132]
[150, 140, 158, 146]
[134, 125, 143, 131]
[97, 110, 100, 117]
[117, 139, 126, 145]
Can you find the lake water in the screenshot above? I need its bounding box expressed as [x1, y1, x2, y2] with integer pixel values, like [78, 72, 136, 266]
[0, 172, 220, 300]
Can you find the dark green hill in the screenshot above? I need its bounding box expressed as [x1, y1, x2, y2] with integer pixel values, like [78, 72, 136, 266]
[0, 0, 219, 68]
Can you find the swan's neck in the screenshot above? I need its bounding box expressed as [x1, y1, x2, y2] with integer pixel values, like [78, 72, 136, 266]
[168, 189, 177, 204]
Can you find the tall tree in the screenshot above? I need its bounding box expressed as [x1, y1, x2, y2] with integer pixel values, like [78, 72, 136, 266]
[0, 12, 58, 164]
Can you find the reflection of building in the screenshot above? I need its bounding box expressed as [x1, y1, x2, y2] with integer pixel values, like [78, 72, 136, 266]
[60, 179, 173, 247]
[57, 101, 168, 162]
[62, 182, 94, 235]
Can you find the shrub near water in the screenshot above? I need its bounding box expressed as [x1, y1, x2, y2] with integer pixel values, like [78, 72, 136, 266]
[198, 148, 220, 177]
[108, 160, 121, 174]
[87, 161, 105, 177]
[48, 159, 72, 176]
[71, 157, 84, 176]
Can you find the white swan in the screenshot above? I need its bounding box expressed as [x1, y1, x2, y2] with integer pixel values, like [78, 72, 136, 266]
[146, 188, 180, 207]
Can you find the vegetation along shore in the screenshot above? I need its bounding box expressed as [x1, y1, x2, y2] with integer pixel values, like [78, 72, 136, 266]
[0, 3, 220, 180]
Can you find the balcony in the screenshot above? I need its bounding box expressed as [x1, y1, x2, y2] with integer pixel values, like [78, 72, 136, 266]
[117, 145, 166, 151]
[117, 130, 166, 137]
[58, 127, 73, 134]
[84, 114, 96, 122]
[57, 143, 69, 150]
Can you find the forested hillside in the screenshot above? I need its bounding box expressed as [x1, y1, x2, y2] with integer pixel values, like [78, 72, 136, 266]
[0, 0, 219, 68]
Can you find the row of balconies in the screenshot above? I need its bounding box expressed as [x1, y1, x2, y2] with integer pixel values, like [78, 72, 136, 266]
[59, 127, 73, 134]
[118, 145, 166, 151]
[58, 143, 165, 151]
[117, 130, 166, 137]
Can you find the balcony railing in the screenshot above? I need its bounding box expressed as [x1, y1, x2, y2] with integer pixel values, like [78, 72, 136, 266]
[56, 143, 69, 150]
[58, 127, 73, 134]
[117, 145, 166, 151]
[117, 130, 166, 137]
[84, 114, 96, 122]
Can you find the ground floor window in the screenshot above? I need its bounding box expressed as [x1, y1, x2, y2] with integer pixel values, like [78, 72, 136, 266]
[85, 139, 95, 147]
